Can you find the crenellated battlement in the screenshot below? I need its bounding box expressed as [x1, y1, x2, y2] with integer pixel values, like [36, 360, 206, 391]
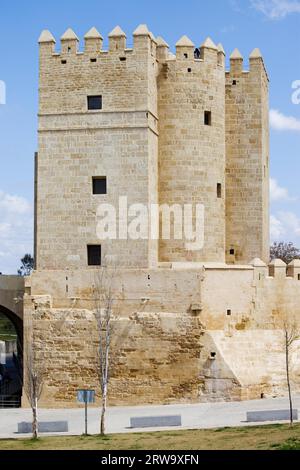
[38, 25, 157, 59]
[38, 25, 267, 77]
[225, 47, 269, 80]
[251, 258, 300, 281]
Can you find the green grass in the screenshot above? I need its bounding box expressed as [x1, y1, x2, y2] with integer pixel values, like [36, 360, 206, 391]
[0, 334, 17, 341]
[0, 314, 17, 340]
[0, 314, 17, 342]
[0, 423, 300, 450]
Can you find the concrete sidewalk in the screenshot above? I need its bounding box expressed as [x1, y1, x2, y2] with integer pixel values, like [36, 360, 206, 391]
[0, 396, 299, 439]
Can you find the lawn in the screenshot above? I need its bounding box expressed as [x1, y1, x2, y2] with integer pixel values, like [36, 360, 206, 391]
[0, 424, 300, 450]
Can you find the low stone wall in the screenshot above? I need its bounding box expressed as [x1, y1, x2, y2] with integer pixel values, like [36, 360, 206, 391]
[21, 262, 300, 407]
[26, 306, 204, 408]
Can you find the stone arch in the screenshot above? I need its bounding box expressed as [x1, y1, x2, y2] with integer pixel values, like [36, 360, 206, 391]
[0, 305, 23, 407]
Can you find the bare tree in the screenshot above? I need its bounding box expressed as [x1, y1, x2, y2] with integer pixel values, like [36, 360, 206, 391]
[93, 261, 118, 436]
[283, 320, 300, 427]
[23, 322, 44, 439]
[270, 242, 300, 265]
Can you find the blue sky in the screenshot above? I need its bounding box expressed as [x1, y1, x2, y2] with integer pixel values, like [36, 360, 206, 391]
[0, 0, 300, 273]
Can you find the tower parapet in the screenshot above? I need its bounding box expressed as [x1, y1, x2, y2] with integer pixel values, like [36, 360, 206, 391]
[200, 37, 218, 64]
[108, 26, 126, 52]
[60, 28, 79, 55]
[217, 43, 225, 67]
[156, 36, 169, 61]
[230, 48, 243, 75]
[84, 27, 103, 53]
[176, 35, 195, 59]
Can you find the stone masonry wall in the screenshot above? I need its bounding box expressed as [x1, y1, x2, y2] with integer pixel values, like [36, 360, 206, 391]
[22, 262, 300, 407]
[25, 305, 204, 408]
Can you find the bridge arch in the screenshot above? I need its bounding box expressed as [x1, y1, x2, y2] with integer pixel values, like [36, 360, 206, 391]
[0, 305, 23, 407]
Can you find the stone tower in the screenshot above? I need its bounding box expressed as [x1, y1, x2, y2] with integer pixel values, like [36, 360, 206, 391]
[158, 36, 226, 263]
[35, 25, 269, 270]
[36, 25, 159, 270]
[225, 48, 270, 264]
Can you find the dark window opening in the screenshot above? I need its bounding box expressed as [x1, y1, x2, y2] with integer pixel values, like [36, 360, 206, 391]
[184, 53, 188, 59]
[61, 60, 67, 64]
[227, 309, 231, 316]
[194, 48, 200, 59]
[217, 183, 222, 198]
[120, 57, 126, 61]
[210, 352, 216, 359]
[90, 58, 97, 63]
[230, 249, 235, 256]
[87, 245, 101, 266]
[232, 80, 237, 85]
[204, 111, 212, 126]
[298, 274, 300, 281]
[93, 177, 107, 195]
[68, 47, 72, 52]
[188, 68, 192, 73]
[88, 95, 102, 110]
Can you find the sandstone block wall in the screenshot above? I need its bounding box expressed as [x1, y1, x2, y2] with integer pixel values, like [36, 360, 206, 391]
[21, 261, 300, 407]
[24, 303, 204, 407]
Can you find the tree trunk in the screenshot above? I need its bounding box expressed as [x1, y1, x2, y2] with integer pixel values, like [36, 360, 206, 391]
[286, 333, 293, 427]
[32, 398, 38, 439]
[100, 384, 107, 436]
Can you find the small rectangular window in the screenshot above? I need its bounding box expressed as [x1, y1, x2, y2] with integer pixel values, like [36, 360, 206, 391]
[87, 245, 101, 266]
[230, 248, 235, 256]
[298, 274, 300, 281]
[204, 111, 212, 126]
[217, 183, 222, 198]
[88, 95, 102, 110]
[93, 177, 107, 195]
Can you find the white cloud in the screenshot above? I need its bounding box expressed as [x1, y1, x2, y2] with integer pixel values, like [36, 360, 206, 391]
[270, 109, 300, 132]
[270, 215, 285, 239]
[0, 190, 33, 274]
[270, 178, 292, 201]
[251, 0, 300, 19]
[270, 211, 300, 242]
[220, 25, 236, 34]
[0, 191, 31, 215]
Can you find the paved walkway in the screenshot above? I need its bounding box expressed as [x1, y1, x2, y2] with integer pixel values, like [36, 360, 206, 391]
[0, 396, 299, 439]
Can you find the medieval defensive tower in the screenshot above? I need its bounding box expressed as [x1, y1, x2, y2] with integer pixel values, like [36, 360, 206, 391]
[8, 24, 300, 410]
[35, 25, 269, 270]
